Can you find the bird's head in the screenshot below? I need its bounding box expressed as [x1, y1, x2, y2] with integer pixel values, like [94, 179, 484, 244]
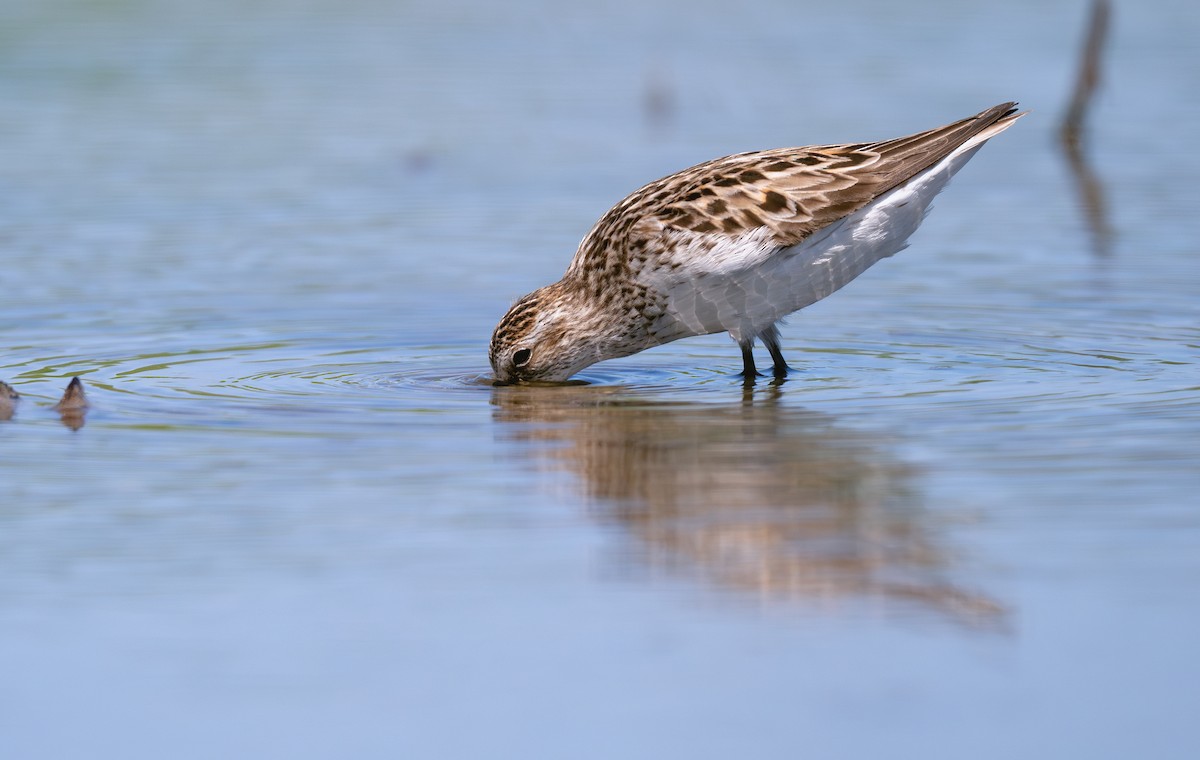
[489, 282, 609, 384]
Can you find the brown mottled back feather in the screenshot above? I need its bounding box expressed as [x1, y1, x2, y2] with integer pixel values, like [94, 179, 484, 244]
[567, 103, 1021, 281]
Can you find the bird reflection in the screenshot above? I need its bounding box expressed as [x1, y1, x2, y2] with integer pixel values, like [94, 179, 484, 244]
[491, 384, 1003, 627]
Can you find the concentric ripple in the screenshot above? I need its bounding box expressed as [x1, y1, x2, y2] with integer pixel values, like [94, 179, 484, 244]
[2, 305, 1195, 435]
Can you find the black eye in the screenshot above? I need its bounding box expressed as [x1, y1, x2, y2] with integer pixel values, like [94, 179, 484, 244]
[512, 348, 532, 367]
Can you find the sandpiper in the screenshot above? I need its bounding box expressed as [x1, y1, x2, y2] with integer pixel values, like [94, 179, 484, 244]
[491, 103, 1024, 384]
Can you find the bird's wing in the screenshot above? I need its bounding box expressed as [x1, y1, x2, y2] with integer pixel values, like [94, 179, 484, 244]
[562, 104, 1022, 340]
[568, 103, 1023, 280]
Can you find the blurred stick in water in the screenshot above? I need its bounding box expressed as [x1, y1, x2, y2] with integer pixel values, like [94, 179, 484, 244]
[643, 66, 676, 136]
[1060, 0, 1114, 257]
[1060, 0, 1110, 149]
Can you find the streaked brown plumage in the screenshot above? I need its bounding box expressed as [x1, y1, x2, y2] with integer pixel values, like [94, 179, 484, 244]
[491, 103, 1024, 384]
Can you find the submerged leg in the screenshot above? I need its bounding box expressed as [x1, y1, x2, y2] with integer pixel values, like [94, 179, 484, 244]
[760, 324, 790, 378]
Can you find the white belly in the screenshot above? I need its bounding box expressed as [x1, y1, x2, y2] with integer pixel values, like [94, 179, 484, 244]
[650, 141, 988, 344]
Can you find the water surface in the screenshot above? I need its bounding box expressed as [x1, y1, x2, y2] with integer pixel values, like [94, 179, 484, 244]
[2, 1, 1199, 757]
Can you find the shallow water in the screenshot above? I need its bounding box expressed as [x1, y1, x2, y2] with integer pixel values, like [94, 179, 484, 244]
[2, 0, 1199, 757]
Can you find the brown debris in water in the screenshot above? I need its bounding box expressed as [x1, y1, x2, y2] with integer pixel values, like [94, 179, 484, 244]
[54, 376, 89, 430]
[0, 380, 18, 421]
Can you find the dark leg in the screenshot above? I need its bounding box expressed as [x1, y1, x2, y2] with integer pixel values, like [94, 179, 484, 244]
[761, 325, 790, 378]
[738, 340, 759, 380]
